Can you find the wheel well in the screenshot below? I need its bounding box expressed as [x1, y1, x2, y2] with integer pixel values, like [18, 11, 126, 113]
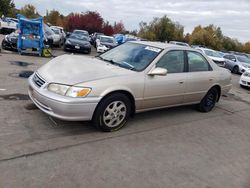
[211, 85, 221, 102]
[99, 90, 136, 116]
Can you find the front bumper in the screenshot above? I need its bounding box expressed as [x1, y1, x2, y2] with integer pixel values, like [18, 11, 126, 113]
[64, 44, 91, 53]
[97, 46, 109, 53]
[28, 74, 101, 121]
[239, 75, 250, 87]
[1, 39, 17, 50]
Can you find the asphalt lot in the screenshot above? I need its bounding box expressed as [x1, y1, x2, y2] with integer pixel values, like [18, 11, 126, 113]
[0, 34, 250, 188]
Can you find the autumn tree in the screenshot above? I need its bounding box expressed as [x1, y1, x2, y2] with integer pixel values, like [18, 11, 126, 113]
[138, 15, 184, 42]
[102, 21, 114, 35]
[19, 4, 39, 19]
[113, 21, 125, 34]
[243, 42, 250, 53]
[44, 10, 62, 26]
[0, 0, 15, 16]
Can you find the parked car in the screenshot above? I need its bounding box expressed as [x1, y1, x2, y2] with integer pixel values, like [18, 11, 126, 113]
[64, 34, 91, 54]
[1, 31, 18, 51]
[169, 41, 190, 47]
[72, 30, 89, 40]
[90, 32, 104, 46]
[28, 41, 232, 132]
[96, 35, 117, 53]
[49, 27, 63, 47]
[50, 26, 66, 44]
[239, 69, 250, 88]
[2, 24, 54, 51]
[223, 54, 250, 74]
[196, 48, 225, 67]
[0, 17, 17, 34]
[51, 26, 66, 38]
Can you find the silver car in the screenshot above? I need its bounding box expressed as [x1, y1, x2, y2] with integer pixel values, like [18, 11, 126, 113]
[28, 41, 232, 131]
[223, 54, 250, 74]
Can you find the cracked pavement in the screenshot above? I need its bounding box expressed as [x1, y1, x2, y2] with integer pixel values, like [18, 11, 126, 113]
[0, 34, 250, 188]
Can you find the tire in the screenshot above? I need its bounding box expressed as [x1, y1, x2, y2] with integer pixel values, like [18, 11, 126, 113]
[198, 88, 219, 112]
[92, 93, 131, 132]
[232, 66, 239, 74]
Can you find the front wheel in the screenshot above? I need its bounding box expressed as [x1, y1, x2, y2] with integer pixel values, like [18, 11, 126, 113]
[232, 66, 239, 74]
[198, 88, 218, 112]
[92, 93, 131, 132]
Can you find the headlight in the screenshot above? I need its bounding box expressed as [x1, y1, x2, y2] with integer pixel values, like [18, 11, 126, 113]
[65, 87, 91, 97]
[48, 83, 91, 97]
[242, 64, 248, 68]
[4, 35, 9, 41]
[243, 72, 250, 77]
[99, 44, 106, 48]
[48, 83, 70, 96]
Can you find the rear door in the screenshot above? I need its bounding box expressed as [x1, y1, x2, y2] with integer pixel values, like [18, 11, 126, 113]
[184, 51, 216, 103]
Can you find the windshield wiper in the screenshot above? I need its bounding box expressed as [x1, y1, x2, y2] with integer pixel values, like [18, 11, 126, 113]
[120, 61, 135, 70]
[97, 57, 135, 70]
[98, 56, 117, 65]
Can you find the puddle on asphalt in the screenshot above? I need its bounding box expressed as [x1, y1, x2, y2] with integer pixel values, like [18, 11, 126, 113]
[24, 103, 38, 110]
[9, 71, 34, 79]
[0, 94, 30, 100]
[10, 61, 34, 67]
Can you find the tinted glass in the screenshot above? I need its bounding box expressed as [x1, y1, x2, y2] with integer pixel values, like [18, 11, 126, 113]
[188, 51, 210, 72]
[156, 51, 185, 73]
[204, 50, 221, 58]
[99, 43, 162, 71]
[69, 34, 88, 41]
[100, 37, 115, 43]
[236, 56, 250, 63]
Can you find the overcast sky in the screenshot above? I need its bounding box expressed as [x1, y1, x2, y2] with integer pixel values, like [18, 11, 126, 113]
[14, 0, 250, 42]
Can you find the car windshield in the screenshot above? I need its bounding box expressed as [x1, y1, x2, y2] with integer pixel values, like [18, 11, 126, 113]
[98, 42, 162, 71]
[51, 28, 60, 34]
[43, 24, 54, 36]
[237, 56, 250, 63]
[204, 50, 221, 58]
[69, 34, 88, 41]
[100, 37, 114, 43]
[74, 31, 88, 37]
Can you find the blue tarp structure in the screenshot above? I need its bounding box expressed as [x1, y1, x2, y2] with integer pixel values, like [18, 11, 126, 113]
[114, 34, 127, 44]
[17, 14, 44, 56]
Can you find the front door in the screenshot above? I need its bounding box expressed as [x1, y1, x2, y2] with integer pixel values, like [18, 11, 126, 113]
[142, 50, 187, 109]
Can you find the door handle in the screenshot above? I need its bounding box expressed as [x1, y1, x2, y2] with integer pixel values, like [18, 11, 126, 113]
[179, 81, 184, 84]
[209, 78, 214, 81]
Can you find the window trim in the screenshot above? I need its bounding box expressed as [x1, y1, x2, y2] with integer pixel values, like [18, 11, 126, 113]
[185, 50, 213, 72]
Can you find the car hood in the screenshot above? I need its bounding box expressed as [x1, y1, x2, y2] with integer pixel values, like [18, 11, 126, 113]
[67, 38, 90, 45]
[208, 56, 224, 61]
[101, 42, 117, 47]
[37, 54, 134, 85]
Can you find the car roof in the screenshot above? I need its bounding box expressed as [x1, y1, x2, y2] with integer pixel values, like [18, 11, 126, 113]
[130, 41, 193, 50]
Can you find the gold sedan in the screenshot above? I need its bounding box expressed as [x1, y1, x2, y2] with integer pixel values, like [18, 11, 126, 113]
[28, 41, 232, 132]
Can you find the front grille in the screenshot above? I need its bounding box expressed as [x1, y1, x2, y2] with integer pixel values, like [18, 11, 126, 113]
[32, 73, 45, 88]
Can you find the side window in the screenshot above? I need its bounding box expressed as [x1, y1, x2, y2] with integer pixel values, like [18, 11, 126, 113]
[188, 51, 211, 72]
[224, 55, 230, 60]
[156, 50, 184, 73]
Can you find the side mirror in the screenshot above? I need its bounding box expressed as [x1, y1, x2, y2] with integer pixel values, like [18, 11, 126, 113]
[148, 67, 167, 76]
[232, 59, 236, 62]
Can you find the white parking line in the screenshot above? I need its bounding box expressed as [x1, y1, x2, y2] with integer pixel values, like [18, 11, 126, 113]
[0, 89, 6, 91]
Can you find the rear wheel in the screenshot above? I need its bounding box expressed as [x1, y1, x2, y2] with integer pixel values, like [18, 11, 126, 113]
[198, 88, 218, 112]
[232, 66, 239, 74]
[92, 93, 131, 132]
